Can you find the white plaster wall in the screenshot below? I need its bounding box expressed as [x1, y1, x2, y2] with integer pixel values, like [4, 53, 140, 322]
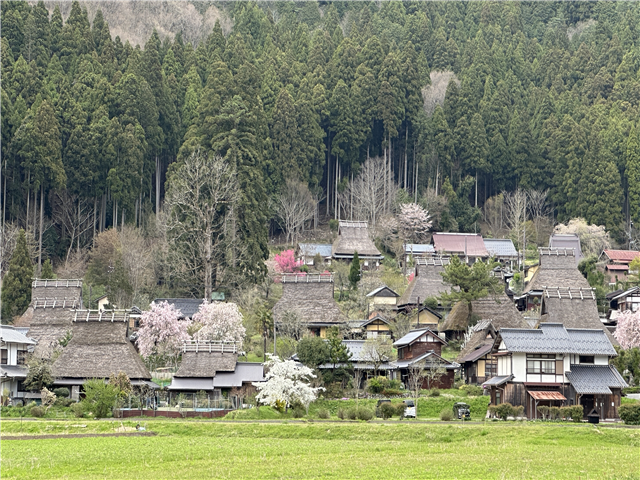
[512, 353, 527, 382]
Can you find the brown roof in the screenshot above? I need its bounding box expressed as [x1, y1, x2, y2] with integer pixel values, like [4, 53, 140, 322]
[175, 351, 238, 378]
[332, 221, 382, 258]
[441, 300, 469, 332]
[31, 279, 83, 304]
[432, 233, 488, 257]
[443, 292, 527, 334]
[272, 279, 347, 325]
[52, 311, 150, 380]
[398, 260, 450, 306]
[524, 249, 589, 293]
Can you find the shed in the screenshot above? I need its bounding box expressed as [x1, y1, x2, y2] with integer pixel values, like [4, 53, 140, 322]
[332, 221, 383, 268]
[297, 243, 332, 266]
[393, 351, 460, 389]
[153, 298, 206, 319]
[272, 274, 346, 337]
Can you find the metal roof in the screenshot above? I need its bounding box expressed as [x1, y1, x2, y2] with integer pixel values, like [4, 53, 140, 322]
[0, 365, 28, 378]
[366, 285, 399, 297]
[497, 323, 616, 355]
[298, 243, 333, 258]
[548, 235, 582, 264]
[404, 244, 435, 254]
[393, 328, 445, 347]
[458, 343, 494, 364]
[153, 298, 206, 319]
[0, 326, 36, 345]
[606, 264, 629, 271]
[168, 377, 213, 391]
[392, 351, 459, 370]
[611, 287, 640, 301]
[566, 365, 628, 394]
[483, 239, 518, 258]
[528, 391, 566, 401]
[603, 250, 640, 263]
[482, 374, 513, 387]
[213, 363, 264, 388]
[432, 233, 489, 257]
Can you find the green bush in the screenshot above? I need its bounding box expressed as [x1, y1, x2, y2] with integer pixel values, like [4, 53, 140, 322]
[356, 408, 373, 421]
[337, 408, 345, 420]
[440, 408, 453, 421]
[346, 407, 357, 420]
[619, 404, 640, 425]
[317, 408, 330, 419]
[367, 377, 386, 394]
[329, 219, 339, 232]
[513, 405, 525, 418]
[71, 403, 85, 418]
[495, 403, 515, 420]
[387, 379, 402, 390]
[537, 405, 550, 419]
[380, 402, 397, 420]
[53, 388, 70, 398]
[82, 379, 118, 418]
[394, 403, 406, 417]
[459, 385, 483, 396]
[253, 347, 264, 359]
[428, 389, 441, 397]
[292, 406, 305, 418]
[623, 386, 640, 394]
[382, 388, 402, 397]
[549, 406, 561, 420]
[54, 397, 75, 407]
[30, 406, 45, 417]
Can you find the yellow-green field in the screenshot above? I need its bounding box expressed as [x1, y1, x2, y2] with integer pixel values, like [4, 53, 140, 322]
[2, 420, 639, 479]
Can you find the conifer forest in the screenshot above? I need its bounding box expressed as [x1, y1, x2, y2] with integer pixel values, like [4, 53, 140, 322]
[2, 1, 640, 307]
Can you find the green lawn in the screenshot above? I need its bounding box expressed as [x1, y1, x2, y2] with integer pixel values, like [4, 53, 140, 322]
[2, 420, 639, 479]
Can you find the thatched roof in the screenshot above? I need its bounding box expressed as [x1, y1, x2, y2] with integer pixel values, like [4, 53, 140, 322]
[272, 277, 346, 326]
[175, 351, 238, 378]
[457, 329, 494, 363]
[332, 221, 382, 259]
[524, 249, 589, 293]
[442, 292, 527, 334]
[397, 259, 450, 306]
[52, 310, 150, 380]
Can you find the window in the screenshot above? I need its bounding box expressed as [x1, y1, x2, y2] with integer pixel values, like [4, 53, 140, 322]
[17, 350, 27, 365]
[485, 358, 498, 377]
[579, 356, 594, 364]
[1, 349, 7, 365]
[527, 354, 556, 374]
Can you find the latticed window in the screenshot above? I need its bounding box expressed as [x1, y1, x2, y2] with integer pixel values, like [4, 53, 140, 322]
[1, 349, 7, 365]
[17, 350, 27, 365]
[527, 354, 556, 374]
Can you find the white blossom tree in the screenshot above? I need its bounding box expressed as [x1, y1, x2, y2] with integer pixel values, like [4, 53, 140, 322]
[398, 203, 432, 244]
[253, 354, 323, 412]
[614, 310, 640, 350]
[136, 301, 192, 369]
[191, 301, 246, 344]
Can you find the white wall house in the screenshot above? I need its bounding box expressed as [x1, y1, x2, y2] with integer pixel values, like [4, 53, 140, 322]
[1, 326, 36, 402]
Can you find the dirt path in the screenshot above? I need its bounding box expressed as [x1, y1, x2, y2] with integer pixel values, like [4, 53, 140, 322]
[2, 431, 157, 440]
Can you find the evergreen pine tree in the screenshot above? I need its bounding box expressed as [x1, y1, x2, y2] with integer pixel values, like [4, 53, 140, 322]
[40, 258, 55, 279]
[1, 229, 33, 322]
[349, 251, 361, 288]
[626, 126, 640, 224]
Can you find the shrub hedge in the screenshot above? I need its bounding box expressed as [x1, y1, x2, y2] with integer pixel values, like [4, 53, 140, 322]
[619, 404, 640, 425]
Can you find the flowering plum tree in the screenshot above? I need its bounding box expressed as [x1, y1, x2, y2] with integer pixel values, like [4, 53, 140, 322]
[274, 249, 302, 273]
[614, 310, 640, 349]
[191, 301, 246, 344]
[398, 203, 432, 243]
[136, 301, 191, 368]
[253, 354, 323, 412]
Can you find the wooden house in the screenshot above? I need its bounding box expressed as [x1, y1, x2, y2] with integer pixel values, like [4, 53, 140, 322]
[153, 298, 206, 320]
[606, 287, 640, 323]
[317, 340, 397, 384]
[0, 326, 36, 403]
[404, 244, 435, 266]
[432, 233, 489, 263]
[393, 328, 458, 389]
[272, 274, 347, 338]
[366, 286, 399, 307]
[353, 315, 393, 339]
[168, 341, 263, 402]
[332, 221, 383, 269]
[599, 250, 640, 284]
[483, 323, 626, 420]
[454, 292, 529, 384]
[52, 309, 154, 399]
[483, 239, 519, 268]
[296, 243, 332, 266]
[397, 257, 451, 310]
[407, 305, 442, 330]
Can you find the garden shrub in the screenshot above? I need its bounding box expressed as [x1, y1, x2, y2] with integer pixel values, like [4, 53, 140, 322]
[549, 406, 561, 420]
[382, 388, 402, 397]
[513, 405, 525, 418]
[53, 388, 70, 398]
[459, 385, 483, 396]
[394, 403, 406, 417]
[356, 408, 373, 421]
[337, 408, 345, 420]
[317, 408, 330, 419]
[82, 379, 118, 418]
[570, 405, 584, 422]
[619, 404, 640, 425]
[54, 397, 75, 407]
[495, 403, 515, 420]
[380, 402, 397, 419]
[367, 377, 385, 394]
[387, 379, 402, 390]
[253, 347, 263, 359]
[30, 406, 45, 417]
[536, 405, 549, 419]
[346, 407, 357, 420]
[428, 389, 440, 397]
[292, 406, 305, 418]
[623, 386, 640, 394]
[440, 408, 453, 421]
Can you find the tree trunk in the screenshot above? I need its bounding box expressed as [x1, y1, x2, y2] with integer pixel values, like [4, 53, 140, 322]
[475, 170, 478, 208]
[77, 198, 81, 254]
[155, 156, 161, 214]
[334, 153, 339, 220]
[93, 196, 97, 245]
[33, 187, 38, 237]
[404, 125, 408, 189]
[414, 143, 418, 203]
[26, 171, 30, 229]
[204, 232, 213, 300]
[38, 184, 44, 275]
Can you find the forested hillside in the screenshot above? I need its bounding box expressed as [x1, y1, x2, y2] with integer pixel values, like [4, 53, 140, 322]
[2, 1, 640, 304]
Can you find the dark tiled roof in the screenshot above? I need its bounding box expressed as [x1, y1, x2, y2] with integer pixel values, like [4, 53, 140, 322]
[366, 286, 399, 298]
[458, 342, 494, 364]
[566, 365, 628, 394]
[497, 323, 616, 355]
[484, 239, 518, 258]
[153, 298, 205, 319]
[393, 351, 459, 370]
[482, 374, 513, 386]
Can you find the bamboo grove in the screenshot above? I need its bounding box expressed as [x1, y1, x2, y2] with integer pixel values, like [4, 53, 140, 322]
[3, 1, 640, 283]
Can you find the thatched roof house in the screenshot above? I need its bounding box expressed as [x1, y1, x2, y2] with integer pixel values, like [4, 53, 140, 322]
[332, 221, 383, 266]
[524, 248, 588, 294]
[272, 274, 347, 337]
[397, 257, 451, 308]
[27, 279, 83, 357]
[169, 342, 264, 392]
[52, 309, 152, 387]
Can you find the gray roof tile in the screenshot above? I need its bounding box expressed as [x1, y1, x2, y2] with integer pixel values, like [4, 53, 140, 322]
[566, 365, 628, 394]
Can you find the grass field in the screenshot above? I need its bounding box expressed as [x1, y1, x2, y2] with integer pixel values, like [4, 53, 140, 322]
[2, 419, 639, 479]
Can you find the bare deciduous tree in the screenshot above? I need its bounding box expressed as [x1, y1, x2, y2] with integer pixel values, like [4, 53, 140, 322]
[483, 193, 505, 237]
[503, 188, 528, 247]
[277, 310, 306, 341]
[0, 223, 19, 280]
[119, 226, 154, 306]
[52, 191, 94, 268]
[164, 150, 238, 300]
[423, 360, 447, 390]
[407, 360, 428, 404]
[361, 335, 395, 377]
[274, 179, 315, 245]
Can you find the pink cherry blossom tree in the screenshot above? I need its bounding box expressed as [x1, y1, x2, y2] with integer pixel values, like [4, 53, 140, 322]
[136, 301, 192, 369]
[614, 310, 640, 349]
[191, 301, 246, 345]
[274, 249, 302, 273]
[398, 203, 432, 244]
